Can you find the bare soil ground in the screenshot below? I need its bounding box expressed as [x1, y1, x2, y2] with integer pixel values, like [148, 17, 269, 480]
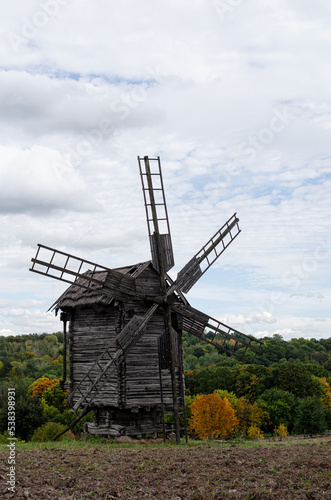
[1, 437, 330, 499]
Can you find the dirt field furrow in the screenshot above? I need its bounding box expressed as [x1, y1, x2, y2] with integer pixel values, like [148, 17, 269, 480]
[1, 439, 330, 499]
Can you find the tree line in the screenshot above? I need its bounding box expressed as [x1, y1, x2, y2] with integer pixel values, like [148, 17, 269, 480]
[183, 332, 331, 437]
[0, 331, 330, 441]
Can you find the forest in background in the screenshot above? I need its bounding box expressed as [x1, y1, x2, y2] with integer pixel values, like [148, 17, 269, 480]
[0, 331, 330, 441]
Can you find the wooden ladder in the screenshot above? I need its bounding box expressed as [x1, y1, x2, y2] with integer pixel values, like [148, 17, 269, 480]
[138, 156, 174, 273]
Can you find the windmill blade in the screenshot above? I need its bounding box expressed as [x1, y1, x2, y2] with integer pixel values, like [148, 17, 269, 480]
[171, 304, 263, 362]
[170, 213, 240, 295]
[30, 244, 137, 303]
[68, 303, 159, 412]
[165, 272, 189, 306]
[138, 156, 175, 275]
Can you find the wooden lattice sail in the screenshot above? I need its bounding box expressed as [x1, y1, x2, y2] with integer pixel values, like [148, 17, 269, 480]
[30, 155, 262, 442]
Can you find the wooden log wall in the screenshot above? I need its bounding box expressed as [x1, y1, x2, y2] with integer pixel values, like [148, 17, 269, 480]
[86, 406, 165, 437]
[69, 307, 120, 407]
[68, 263, 184, 413]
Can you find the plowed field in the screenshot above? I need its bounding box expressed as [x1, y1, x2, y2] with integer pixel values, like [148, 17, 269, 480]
[1, 437, 330, 499]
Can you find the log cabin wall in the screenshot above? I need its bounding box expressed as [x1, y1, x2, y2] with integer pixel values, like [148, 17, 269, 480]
[68, 305, 121, 408]
[63, 262, 184, 415]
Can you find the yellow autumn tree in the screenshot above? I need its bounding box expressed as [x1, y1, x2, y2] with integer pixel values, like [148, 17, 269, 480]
[247, 425, 264, 440]
[234, 397, 268, 437]
[274, 423, 288, 439]
[28, 378, 58, 399]
[320, 378, 331, 408]
[189, 394, 238, 439]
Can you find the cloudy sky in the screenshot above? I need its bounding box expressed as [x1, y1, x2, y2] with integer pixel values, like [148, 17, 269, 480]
[0, 0, 330, 340]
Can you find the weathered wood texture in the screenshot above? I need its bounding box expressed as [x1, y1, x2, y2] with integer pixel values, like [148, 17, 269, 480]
[150, 233, 174, 274]
[62, 263, 184, 413]
[68, 307, 120, 407]
[85, 407, 167, 437]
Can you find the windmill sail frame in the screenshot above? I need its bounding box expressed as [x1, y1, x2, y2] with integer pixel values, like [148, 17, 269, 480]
[30, 155, 261, 443]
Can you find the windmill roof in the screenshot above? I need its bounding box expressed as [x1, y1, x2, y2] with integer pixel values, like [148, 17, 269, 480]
[51, 261, 151, 312]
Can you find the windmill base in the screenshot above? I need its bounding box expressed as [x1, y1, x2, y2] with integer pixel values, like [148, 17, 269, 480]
[84, 406, 172, 438]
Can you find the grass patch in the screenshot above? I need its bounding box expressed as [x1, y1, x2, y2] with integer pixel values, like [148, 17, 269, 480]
[0, 434, 329, 453]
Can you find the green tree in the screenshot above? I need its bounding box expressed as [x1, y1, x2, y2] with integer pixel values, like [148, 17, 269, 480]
[41, 403, 72, 427]
[8, 361, 23, 377]
[25, 359, 38, 377]
[42, 380, 69, 412]
[213, 389, 238, 407]
[255, 335, 287, 366]
[184, 354, 199, 371]
[257, 388, 296, 432]
[185, 365, 234, 395]
[270, 361, 320, 398]
[0, 396, 46, 441]
[193, 346, 205, 358]
[30, 422, 71, 442]
[233, 365, 269, 401]
[293, 397, 329, 435]
[0, 359, 13, 378]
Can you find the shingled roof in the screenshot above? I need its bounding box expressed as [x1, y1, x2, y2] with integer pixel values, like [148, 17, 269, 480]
[51, 261, 150, 312]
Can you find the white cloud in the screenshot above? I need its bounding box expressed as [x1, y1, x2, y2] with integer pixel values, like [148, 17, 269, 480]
[0, 1, 330, 340]
[0, 307, 61, 336]
[220, 312, 277, 327]
[0, 144, 101, 214]
[0, 329, 16, 337]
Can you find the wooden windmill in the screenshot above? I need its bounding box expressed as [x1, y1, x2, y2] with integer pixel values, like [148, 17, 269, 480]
[30, 156, 261, 442]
